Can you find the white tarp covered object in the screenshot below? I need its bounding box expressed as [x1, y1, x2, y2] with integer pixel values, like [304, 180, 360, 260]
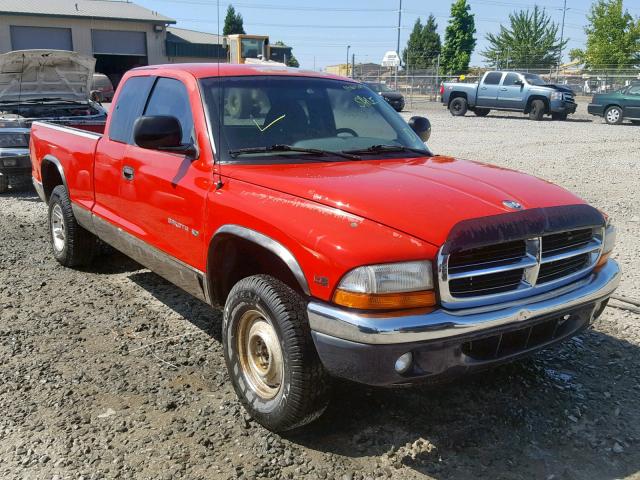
[0, 50, 95, 102]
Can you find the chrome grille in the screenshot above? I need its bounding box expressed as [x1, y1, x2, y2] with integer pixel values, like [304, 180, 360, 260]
[438, 227, 604, 308]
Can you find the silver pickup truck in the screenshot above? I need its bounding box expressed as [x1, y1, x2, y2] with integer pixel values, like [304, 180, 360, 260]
[442, 71, 577, 121]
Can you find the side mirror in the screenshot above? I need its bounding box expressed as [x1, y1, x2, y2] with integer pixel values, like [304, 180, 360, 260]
[133, 115, 196, 156]
[408, 116, 431, 142]
[514, 80, 524, 86]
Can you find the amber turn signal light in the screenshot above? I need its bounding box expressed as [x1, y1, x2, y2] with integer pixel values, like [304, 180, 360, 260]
[333, 289, 436, 310]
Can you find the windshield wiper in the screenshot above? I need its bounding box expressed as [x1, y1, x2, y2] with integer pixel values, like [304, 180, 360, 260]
[343, 144, 432, 156]
[229, 144, 361, 160]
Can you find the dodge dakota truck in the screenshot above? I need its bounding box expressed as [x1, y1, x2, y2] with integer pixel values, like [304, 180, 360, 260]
[30, 64, 620, 432]
[0, 50, 106, 193]
[442, 71, 577, 120]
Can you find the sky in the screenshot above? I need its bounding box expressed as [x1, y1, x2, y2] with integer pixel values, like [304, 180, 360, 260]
[134, 0, 640, 70]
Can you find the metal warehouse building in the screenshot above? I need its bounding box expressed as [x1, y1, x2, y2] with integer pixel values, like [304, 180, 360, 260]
[0, 0, 227, 86]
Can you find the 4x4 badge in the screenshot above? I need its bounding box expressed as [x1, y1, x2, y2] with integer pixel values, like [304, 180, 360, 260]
[503, 200, 523, 210]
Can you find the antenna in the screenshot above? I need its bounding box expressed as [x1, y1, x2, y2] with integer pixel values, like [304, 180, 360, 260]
[215, 0, 224, 190]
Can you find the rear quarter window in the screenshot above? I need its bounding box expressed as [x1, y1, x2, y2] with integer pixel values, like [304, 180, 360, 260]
[108, 76, 154, 144]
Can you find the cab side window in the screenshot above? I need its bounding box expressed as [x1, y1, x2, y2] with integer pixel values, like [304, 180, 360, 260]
[502, 73, 521, 86]
[628, 85, 640, 96]
[109, 76, 154, 144]
[483, 72, 503, 85]
[144, 78, 195, 144]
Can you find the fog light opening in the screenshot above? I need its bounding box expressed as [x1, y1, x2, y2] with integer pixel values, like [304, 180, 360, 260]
[394, 352, 413, 374]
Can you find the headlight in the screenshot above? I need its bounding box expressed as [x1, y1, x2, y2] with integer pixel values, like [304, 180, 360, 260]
[333, 260, 436, 310]
[596, 222, 616, 268]
[551, 92, 563, 101]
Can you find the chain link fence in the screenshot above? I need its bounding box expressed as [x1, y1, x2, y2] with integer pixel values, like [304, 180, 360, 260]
[353, 65, 640, 110]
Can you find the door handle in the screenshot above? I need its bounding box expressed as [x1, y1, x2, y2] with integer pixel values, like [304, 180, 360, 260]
[500, 87, 508, 91]
[481, 87, 487, 90]
[122, 166, 135, 181]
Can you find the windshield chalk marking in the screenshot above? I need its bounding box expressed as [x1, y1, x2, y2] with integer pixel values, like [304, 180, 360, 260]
[254, 114, 286, 132]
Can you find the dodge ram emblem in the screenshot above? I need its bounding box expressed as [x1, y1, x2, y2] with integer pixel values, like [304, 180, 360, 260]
[503, 200, 523, 210]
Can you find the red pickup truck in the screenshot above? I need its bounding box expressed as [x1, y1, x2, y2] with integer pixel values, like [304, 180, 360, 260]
[30, 64, 620, 432]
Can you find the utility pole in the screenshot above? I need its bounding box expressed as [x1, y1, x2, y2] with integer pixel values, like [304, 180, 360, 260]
[346, 45, 351, 77]
[556, 0, 568, 81]
[395, 0, 402, 89]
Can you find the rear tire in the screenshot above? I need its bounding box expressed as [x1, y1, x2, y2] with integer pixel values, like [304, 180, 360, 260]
[551, 112, 568, 121]
[604, 106, 623, 125]
[474, 108, 490, 117]
[48, 185, 97, 267]
[223, 275, 330, 432]
[0, 174, 8, 194]
[449, 97, 468, 116]
[529, 99, 545, 121]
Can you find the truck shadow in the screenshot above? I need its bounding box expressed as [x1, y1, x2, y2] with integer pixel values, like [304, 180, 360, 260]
[474, 115, 593, 123]
[128, 270, 222, 341]
[0, 186, 41, 202]
[286, 311, 640, 480]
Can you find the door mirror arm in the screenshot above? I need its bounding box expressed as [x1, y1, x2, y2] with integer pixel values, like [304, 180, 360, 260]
[157, 143, 199, 158]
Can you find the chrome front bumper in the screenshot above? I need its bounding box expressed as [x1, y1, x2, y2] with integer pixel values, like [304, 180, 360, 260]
[308, 260, 620, 345]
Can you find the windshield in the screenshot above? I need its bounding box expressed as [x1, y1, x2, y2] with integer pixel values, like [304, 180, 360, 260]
[200, 76, 428, 163]
[366, 82, 393, 92]
[523, 73, 546, 86]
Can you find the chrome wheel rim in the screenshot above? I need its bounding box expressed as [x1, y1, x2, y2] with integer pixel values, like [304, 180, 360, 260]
[237, 309, 284, 400]
[51, 204, 66, 252]
[606, 109, 620, 123]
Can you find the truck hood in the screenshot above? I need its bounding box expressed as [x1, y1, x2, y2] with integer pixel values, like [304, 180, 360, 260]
[0, 50, 95, 102]
[226, 156, 586, 247]
[538, 84, 574, 94]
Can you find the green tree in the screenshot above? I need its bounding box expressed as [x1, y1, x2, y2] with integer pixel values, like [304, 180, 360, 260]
[403, 15, 441, 70]
[482, 6, 568, 69]
[569, 0, 640, 70]
[440, 0, 477, 75]
[223, 5, 245, 36]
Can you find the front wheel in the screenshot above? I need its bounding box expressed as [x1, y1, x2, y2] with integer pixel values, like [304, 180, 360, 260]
[529, 99, 545, 121]
[551, 112, 568, 121]
[449, 97, 468, 116]
[223, 275, 330, 432]
[604, 106, 623, 125]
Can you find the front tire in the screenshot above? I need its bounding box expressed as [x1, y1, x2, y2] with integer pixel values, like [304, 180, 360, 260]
[223, 275, 330, 432]
[474, 108, 490, 117]
[48, 185, 97, 267]
[449, 97, 468, 116]
[604, 106, 623, 125]
[529, 99, 545, 121]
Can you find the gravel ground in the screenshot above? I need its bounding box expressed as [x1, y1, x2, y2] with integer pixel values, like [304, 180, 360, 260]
[1, 98, 639, 480]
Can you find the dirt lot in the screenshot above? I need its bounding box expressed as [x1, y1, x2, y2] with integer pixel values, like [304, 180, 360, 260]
[1, 99, 639, 480]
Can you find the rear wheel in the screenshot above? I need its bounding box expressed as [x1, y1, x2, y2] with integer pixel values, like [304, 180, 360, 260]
[474, 108, 490, 117]
[551, 112, 568, 121]
[449, 97, 468, 116]
[604, 106, 623, 125]
[529, 99, 545, 121]
[48, 185, 97, 267]
[223, 275, 330, 432]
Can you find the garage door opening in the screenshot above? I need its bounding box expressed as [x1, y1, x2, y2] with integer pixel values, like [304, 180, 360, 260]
[92, 29, 148, 88]
[94, 54, 147, 89]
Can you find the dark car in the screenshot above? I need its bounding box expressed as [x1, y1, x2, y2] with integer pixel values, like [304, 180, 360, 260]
[588, 82, 640, 125]
[0, 50, 107, 193]
[365, 82, 405, 112]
